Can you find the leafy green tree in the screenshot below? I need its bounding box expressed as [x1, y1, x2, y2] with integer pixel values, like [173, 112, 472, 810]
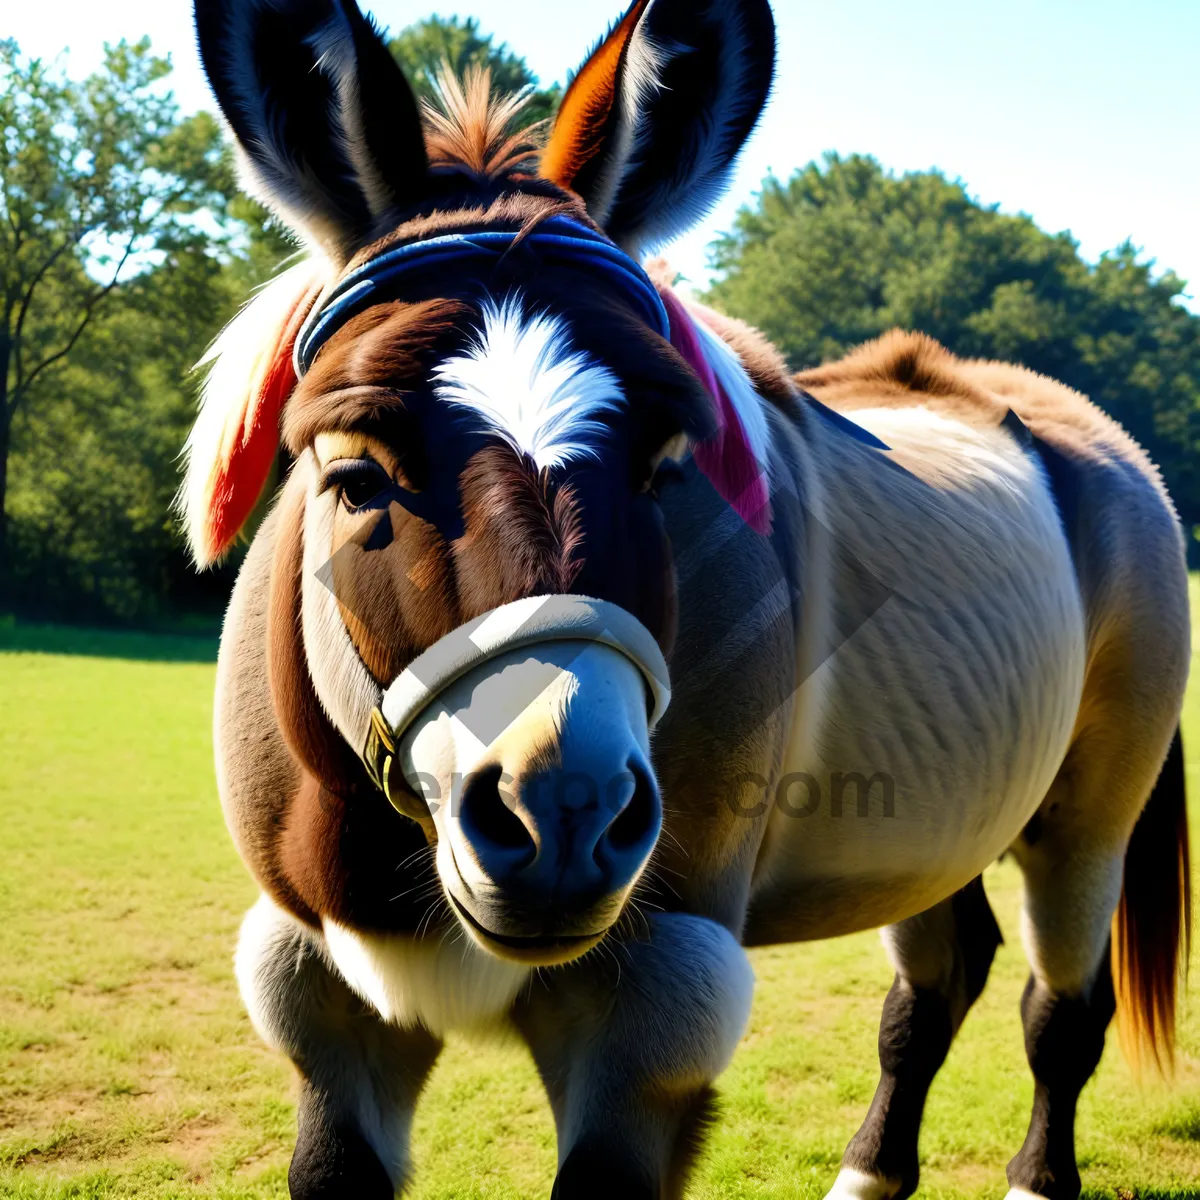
[0, 18, 561, 625]
[0, 38, 227, 600]
[6, 232, 244, 622]
[389, 16, 560, 127]
[706, 153, 1200, 526]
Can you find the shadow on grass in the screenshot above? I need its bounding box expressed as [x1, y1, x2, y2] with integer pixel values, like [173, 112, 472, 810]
[1156, 1105, 1200, 1143]
[0, 620, 218, 664]
[1084, 1192, 1200, 1199]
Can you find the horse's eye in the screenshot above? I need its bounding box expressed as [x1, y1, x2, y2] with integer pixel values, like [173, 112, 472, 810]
[324, 459, 393, 511]
[649, 459, 686, 496]
[643, 432, 689, 496]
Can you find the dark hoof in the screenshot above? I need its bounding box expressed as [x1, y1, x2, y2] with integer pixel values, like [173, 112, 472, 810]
[1007, 1148, 1081, 1200]
[289, 1121, 393, 1200]
[552, 1140, 657, 1200]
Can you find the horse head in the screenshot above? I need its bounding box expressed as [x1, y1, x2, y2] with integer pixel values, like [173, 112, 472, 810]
[184, 0, 775, 966]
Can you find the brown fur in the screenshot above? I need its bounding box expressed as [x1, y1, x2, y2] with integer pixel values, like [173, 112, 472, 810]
[797, 329, 1173, 509]
[214, 501, 317, 927]
[797, 329, 1011, 423]
[329, 499, 458, 686]
[455, 448, 585, 606]
[283, 299, 470, 449]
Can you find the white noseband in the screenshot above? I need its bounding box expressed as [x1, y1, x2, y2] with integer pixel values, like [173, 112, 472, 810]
[360, 595, 671, 814]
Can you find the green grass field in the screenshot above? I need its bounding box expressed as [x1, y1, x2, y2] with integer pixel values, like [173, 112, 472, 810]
[3, 612, 1200, 1200]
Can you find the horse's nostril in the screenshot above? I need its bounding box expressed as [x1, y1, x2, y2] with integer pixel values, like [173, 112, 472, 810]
[461, 765, 536, 857]
[605, 760, 659, 854]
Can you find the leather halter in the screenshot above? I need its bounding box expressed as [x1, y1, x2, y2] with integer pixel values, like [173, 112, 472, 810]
[294, 215, 671, 375]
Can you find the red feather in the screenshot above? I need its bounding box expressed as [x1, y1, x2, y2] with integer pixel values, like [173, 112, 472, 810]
[202, 280, 321, 563]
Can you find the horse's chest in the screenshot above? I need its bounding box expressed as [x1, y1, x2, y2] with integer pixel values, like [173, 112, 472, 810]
[321, 921, 529, 1035]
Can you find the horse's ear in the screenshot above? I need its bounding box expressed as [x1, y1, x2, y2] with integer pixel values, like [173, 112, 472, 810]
[194, 0, 428, 262]
[179, 262, 327, 569]
[541, 0, 775, 254]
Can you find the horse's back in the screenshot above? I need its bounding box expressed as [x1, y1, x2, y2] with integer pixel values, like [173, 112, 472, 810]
[799, 330, 1188, 779]
[797, 330, 1185, 636]
[804, 332, 1189, 759]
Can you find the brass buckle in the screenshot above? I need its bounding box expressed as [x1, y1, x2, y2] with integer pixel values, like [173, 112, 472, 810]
[364, 706, 428, 823]
[363, 706, 396, 796]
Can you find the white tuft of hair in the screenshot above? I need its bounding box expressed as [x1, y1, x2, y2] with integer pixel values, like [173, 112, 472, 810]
[433, 294, 626, 470]
[177, 259, 327, 567]
[687, 308, 774, 477]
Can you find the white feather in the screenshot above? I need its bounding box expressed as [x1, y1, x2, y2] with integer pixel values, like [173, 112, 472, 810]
[177, 259, 326, 567]
[433, 295, 626, 470]
[688, 309, 774, 477]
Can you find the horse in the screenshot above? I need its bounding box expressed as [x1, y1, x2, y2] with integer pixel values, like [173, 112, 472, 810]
[181, 1, 1191, 1197]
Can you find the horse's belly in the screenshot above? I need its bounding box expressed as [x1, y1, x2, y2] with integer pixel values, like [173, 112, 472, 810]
[748, 651, 1081, 942]
[749, 596, 1084, 939]
[745, 424, 1086, 942]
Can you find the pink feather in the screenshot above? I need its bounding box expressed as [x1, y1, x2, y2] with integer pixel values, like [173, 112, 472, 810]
[660, 288, 771, 535]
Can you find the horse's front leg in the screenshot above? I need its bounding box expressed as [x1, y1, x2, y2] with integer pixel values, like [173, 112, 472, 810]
[513, 911, 753, 1200]
[236, 895, 441, 1199]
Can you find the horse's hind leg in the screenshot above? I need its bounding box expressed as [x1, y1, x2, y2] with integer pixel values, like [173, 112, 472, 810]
[236, 895, 441, 1199]
[512, 911, 754, 1200]
[825, 876, 1002, 1200]
[1005, 955, 1115, 1200]
[1003, 759, 1128, 1200]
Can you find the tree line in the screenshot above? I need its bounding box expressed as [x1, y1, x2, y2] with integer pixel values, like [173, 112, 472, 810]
[707, 156, 1200, 533]
[1, 22, 1196, 626]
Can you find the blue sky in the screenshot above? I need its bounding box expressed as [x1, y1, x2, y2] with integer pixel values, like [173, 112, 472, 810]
[8, 1, 1199, 309]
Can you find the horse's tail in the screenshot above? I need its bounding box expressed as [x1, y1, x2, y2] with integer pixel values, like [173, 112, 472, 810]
[1113, 726, 1192, 1074]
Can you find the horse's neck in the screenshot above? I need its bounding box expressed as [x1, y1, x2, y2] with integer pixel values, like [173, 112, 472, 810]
[661, 396, 831, 751]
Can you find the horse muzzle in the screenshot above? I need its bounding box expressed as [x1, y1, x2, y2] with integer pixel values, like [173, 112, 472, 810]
[367, 596, 671, 966]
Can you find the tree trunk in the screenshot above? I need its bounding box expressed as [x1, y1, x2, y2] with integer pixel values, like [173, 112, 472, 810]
[0, 332, 10, 610]
[0, 414, 9, 607]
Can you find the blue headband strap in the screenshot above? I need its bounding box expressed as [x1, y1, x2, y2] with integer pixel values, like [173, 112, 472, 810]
[294, 215, 671, 375]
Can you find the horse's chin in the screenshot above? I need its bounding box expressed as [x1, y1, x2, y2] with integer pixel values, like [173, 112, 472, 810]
[447, 893, 611, 967]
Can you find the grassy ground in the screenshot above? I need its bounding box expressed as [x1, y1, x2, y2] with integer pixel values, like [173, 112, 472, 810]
[2, 616, 1200, 1199]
